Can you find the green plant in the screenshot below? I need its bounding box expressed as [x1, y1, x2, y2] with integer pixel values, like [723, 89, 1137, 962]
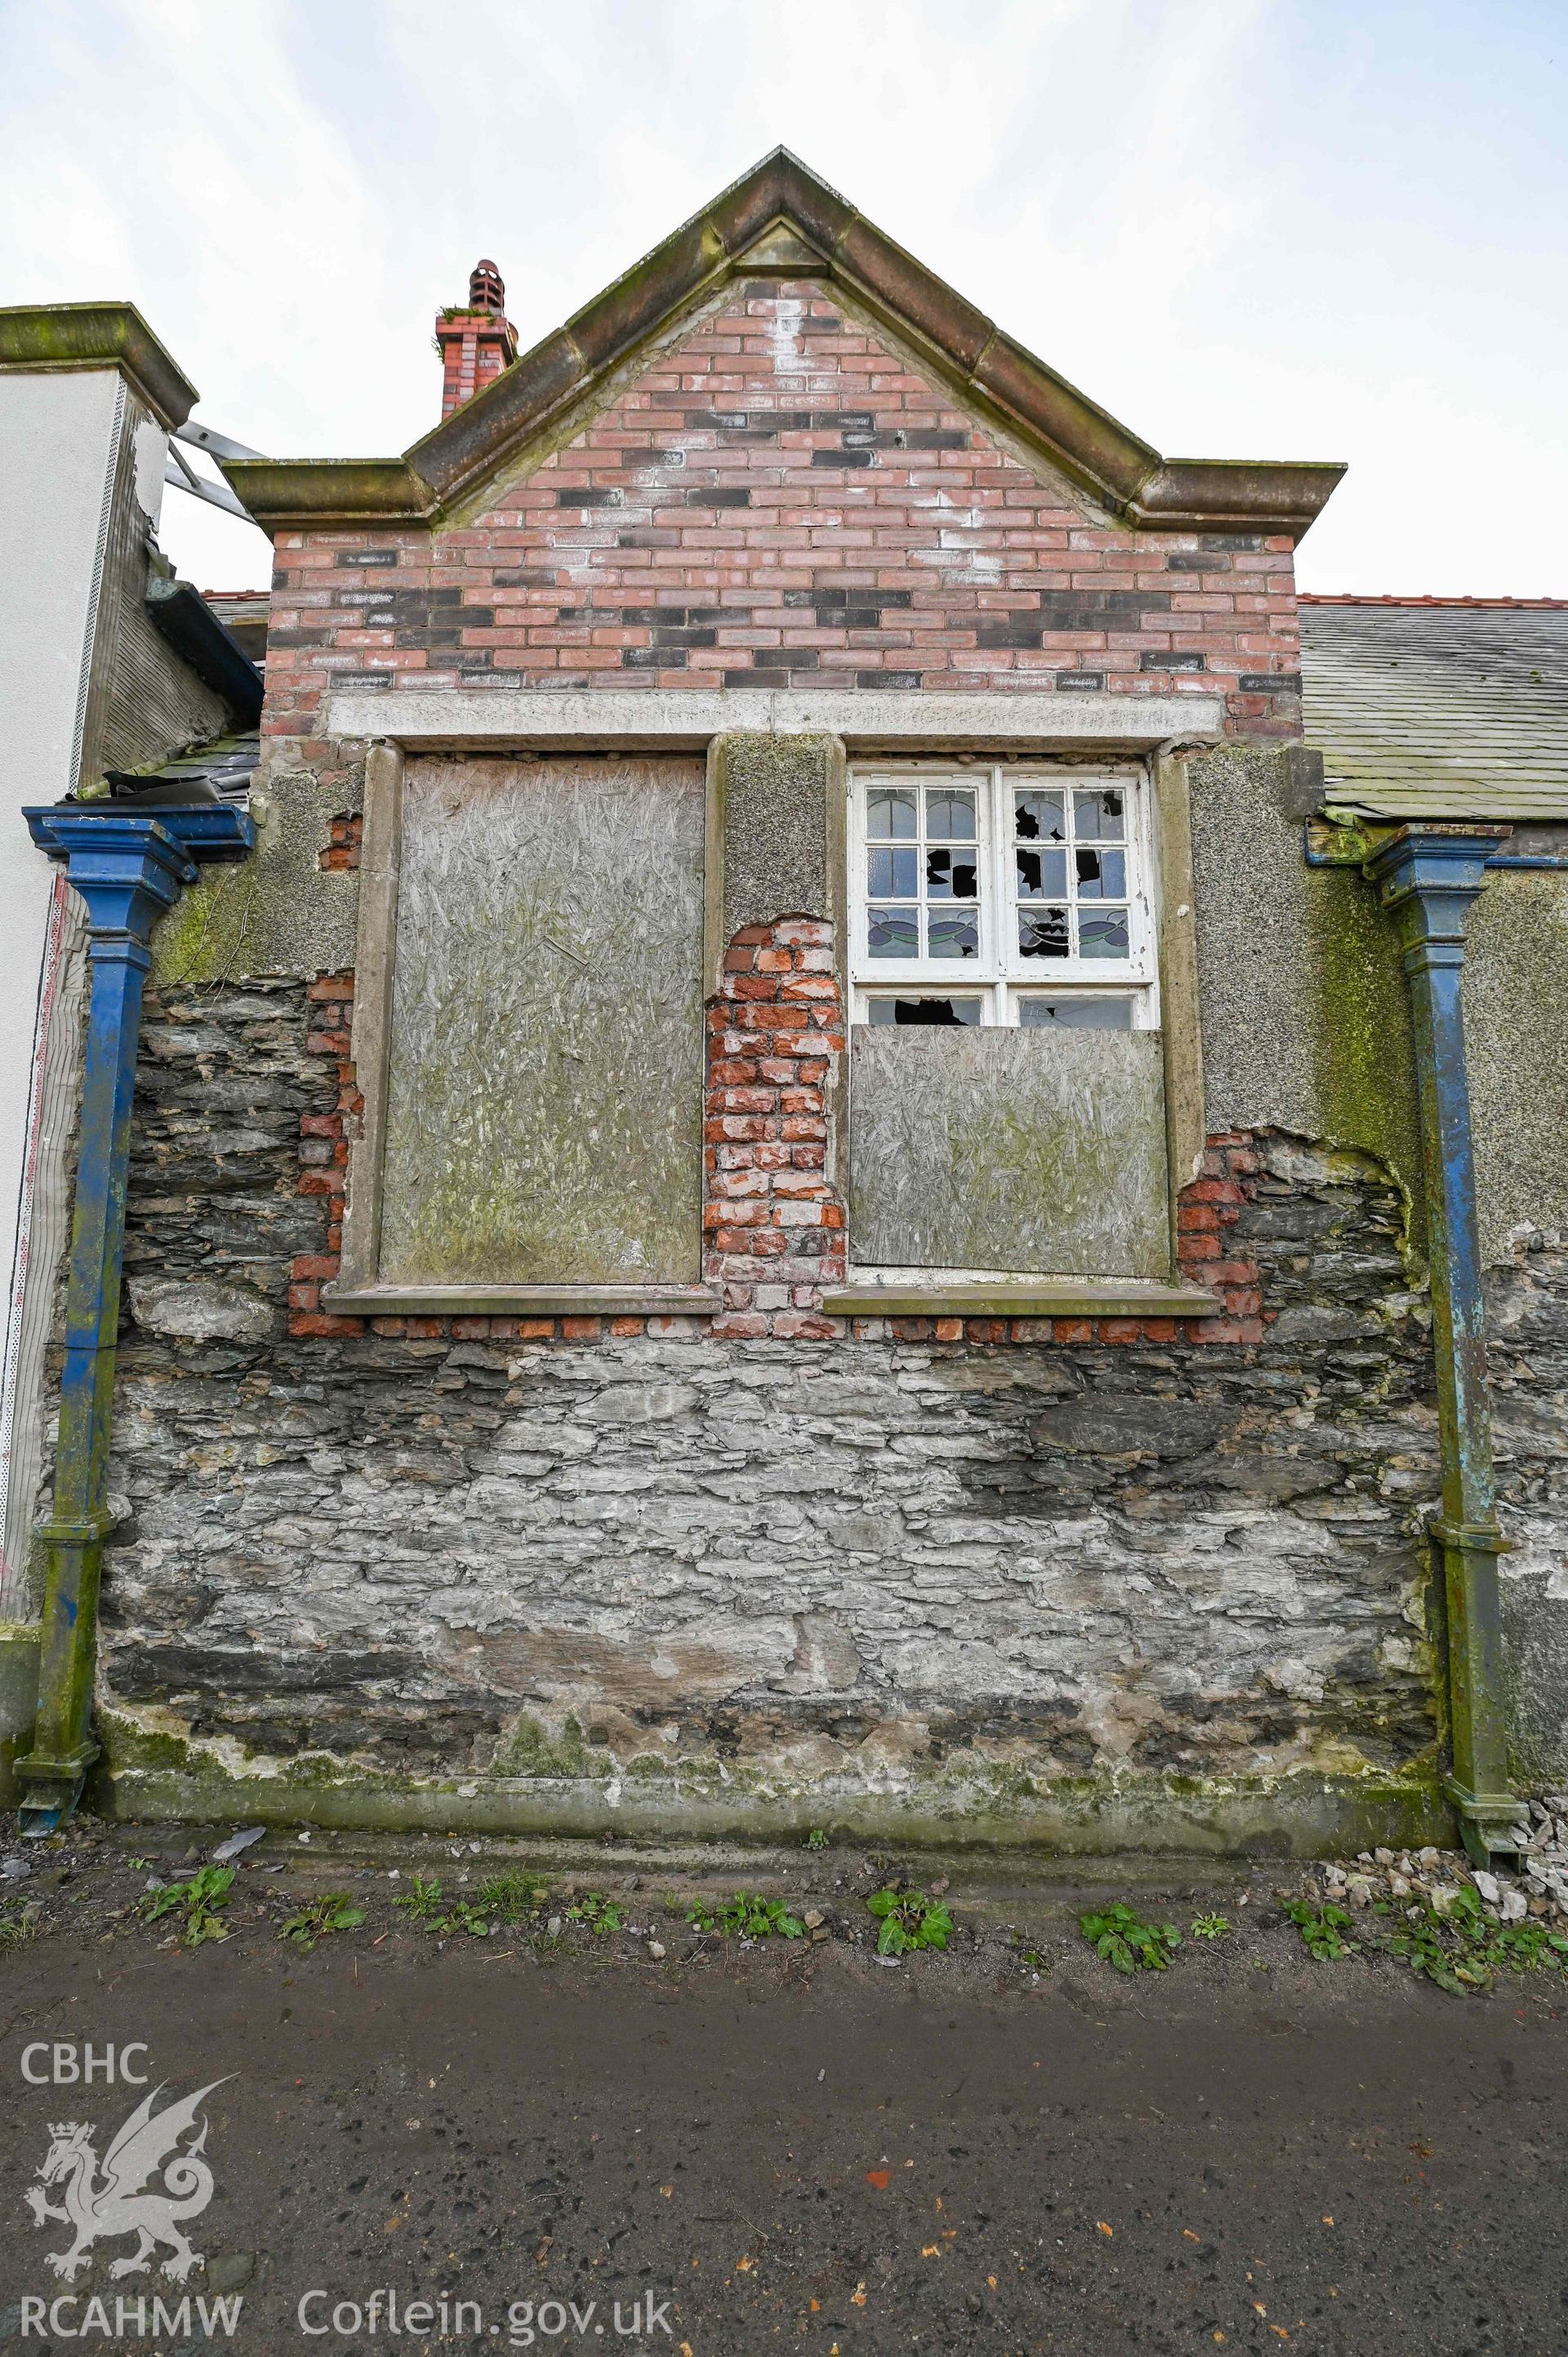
[866, 1888, 953, 1957]
[804, 1828, 831, 1852]
[714, 1891, 804, 1940]
[0, 1900, 41, 1953]
[1284, 1900, 1360, 1962]
[474, 1869, 549, 1923]
[278, 1892, 365, 1949]
[393, 1874, 490, 1938]
[1382, 1906, 1484, 1997]
[1190, 1913, 1232, 1940]
[565, 1892, 625, 1936]
[137, 1865, 234, 1945]
[1370, 1884, 1568, 1997]
[1080, 1902, 1180, 1974]
[394, 1874, 446, 1925]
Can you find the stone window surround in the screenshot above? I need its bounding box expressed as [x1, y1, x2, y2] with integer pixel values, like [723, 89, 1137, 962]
[324, 688, 1217, 1321]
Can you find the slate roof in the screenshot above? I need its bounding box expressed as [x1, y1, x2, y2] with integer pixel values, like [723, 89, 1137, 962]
[102, 731, 259, 805]
[1299, 596, 1568, 818]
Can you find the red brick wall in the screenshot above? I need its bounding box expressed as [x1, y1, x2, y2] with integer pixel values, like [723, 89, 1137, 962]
[264, 287, 1301, 747]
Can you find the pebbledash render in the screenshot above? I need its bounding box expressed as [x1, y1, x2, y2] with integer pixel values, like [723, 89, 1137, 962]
[29, 154, 1568, 1852]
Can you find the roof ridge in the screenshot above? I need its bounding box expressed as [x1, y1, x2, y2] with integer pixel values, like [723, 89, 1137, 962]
[1300, 593, 1568, 610]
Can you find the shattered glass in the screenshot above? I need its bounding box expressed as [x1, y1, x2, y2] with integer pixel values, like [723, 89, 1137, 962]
[1013, 789, 1066, 843]
[1018, 905, 1070, 959]
[1074, 848, 1126, 898]
[925, 847, 979, 899]
[1074, 788, 1125, 840]
[1018, 996, 1134, 1028]
[866, 996, 983, 1026]
[1015, 845, 1068, 900]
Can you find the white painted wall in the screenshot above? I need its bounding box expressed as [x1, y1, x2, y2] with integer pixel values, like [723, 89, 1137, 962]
[0, 368, 129, 1608]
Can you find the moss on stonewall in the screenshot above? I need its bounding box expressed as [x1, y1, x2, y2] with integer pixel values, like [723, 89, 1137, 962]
[1306, 864, 1424, 1250]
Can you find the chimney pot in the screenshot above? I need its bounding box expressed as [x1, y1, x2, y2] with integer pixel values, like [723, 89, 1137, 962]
[435, 257, 518, 421]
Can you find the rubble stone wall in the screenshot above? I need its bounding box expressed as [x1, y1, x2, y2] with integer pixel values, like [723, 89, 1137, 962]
[90, 972, 1508, 1828]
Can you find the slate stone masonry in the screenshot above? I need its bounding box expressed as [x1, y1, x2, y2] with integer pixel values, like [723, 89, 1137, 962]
[93, 974, 1493, 1794]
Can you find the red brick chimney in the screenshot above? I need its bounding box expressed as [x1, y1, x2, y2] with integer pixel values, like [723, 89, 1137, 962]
[435, 260, 518, 419]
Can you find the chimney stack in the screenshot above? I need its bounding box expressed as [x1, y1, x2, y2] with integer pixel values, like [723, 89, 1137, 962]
[435, 259, 518, 419]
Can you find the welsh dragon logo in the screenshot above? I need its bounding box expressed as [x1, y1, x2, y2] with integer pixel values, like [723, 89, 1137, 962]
[24, 2079, 229, 2283]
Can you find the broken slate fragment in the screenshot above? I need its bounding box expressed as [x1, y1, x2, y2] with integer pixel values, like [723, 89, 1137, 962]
[211, 1825, 266, 1865]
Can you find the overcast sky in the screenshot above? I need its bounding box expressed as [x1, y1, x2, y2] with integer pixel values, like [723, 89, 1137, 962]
[2, 0, 1562, 596]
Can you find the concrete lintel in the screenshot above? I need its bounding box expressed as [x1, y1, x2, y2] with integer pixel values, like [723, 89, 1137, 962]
[327, 688, 1225, 752]
[324, 1284, 724, 1316]
[823, 1276, 1220, 1318]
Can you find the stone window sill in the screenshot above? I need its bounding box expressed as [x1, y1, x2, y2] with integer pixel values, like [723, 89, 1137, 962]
[323, 1284, 724, 1317]
[820, 1272, 1220, 1318]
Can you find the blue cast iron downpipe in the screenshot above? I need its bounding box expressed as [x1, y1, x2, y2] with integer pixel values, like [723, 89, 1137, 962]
[16, 804, 253, 1834]
[1364, 825, 1518, 1865]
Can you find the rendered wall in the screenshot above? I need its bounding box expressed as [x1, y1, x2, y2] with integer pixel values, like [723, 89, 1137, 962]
[0, 368, 123, 1617]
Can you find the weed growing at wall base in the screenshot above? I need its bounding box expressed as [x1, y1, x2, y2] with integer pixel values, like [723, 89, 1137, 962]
[136, 1866, 234, 1945]
[866, 1889, 953, 1955]
[1080, 1903, 1181, 1972]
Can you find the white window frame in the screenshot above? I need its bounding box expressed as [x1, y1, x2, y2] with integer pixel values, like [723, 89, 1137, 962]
[848, 760, 1159, 1028]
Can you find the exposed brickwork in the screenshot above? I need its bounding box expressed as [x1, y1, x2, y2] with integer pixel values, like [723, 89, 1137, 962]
[263, 288, 1301, 746]
[705, 918, 845, 1338]
[287, 974, 360, 1339]
[317, 812, 362, 871]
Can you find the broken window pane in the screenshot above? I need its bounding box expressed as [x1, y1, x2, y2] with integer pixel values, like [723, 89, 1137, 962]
[925, 847, 978, 899]
[1016, 845, 1068, 899]
[866, 788, 917, 839]
[1018, 905, 1070, 959]
[1017, 996, 1134, 1028]
[1014, 788, 1066, 843]
[1078, 907, 1130, 959]
[866, 996, 983, 1026]
[1074, 788, 1125, 840]
[867, 907, 920, 958]
[868, 845, 918, 897]
[1074, 847, 1126, 898]
[926, 787, 977, 840]
[928, 909, 980, 960]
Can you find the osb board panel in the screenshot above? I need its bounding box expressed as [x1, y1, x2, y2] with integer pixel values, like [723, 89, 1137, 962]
[849, 1027, 1169, 1277]
[381, 755, 706, 1285]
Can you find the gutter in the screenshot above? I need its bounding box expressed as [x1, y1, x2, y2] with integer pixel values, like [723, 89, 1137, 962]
[1362, 827, 1521, 1865]
[14, 801, 253, 1834]
[144, 577, 264, 728]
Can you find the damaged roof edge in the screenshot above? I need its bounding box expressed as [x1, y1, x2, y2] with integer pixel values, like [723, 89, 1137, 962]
[219, 146, 1345, 540]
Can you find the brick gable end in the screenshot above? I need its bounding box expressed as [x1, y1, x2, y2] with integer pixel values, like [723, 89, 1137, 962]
[265, 289, 1301, 742]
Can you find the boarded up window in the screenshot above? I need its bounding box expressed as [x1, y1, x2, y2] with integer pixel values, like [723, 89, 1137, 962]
[849, 1025, 1169, 1277]
[378, 755, 706, 1285]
